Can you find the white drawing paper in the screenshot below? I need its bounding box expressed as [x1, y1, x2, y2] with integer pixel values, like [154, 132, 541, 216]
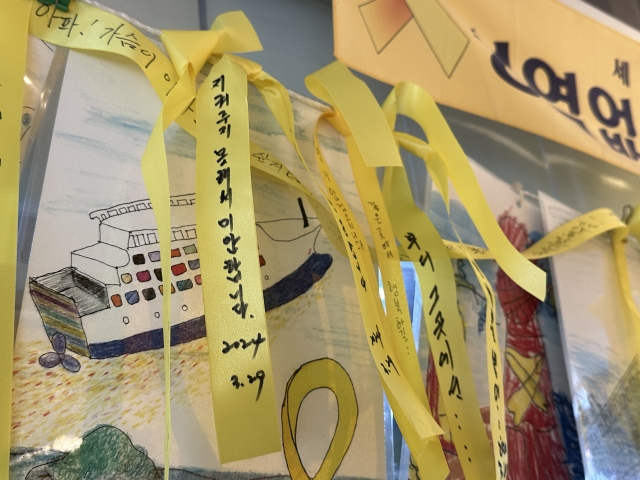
[541, 191, 640, 479]
[10, 48, 385, 480]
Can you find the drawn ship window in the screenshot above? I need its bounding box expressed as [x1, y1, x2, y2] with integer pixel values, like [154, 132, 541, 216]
[121, 273, 132, 284]
[135, 203, 148, 210]
[147, 233, 158, 244]
[195, 275, 202, 285]
[125, 291, 139, 305]
[173, 230, 184, 241]
[176, 279, 193, 292]
[148, 251, 160, 262]
[185, 228, 196, 239]
[172, 264, 187, 276]
[158, 284, 175, 295]
[142, 288, 156, 301]
[154, 268, 162, 281]
[119, 208, 127, 214]
[171, 248, 181, 258]
[183, 244, 197, 255]
[132, 254, 145, 265]
[111, 294, 122, 307]
[135, 234, 147, 246]
[188, 259, 199, 270]
[136, 271, 151, 282]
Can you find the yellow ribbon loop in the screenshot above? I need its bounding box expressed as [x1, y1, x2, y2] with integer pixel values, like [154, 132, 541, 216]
[382, 82, 546, 301]
[282, 358, 358, 480]
[196, 54, 281, 463]
[0, 1, 31, 477]
[305, 61, 402, 168]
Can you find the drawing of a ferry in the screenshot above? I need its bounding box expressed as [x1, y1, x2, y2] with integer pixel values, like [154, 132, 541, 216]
[29, 194, 332, 360]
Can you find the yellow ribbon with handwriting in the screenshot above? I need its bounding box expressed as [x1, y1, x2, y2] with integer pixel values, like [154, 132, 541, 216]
[312, 111, 449, 476]
[382, 83, 512, 478]
[196, 55, 281, 462]
[0, 1, 31, 477]
[383, 166, 498, 479]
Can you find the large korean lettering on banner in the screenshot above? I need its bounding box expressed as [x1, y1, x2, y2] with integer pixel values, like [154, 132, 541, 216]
[334, 0, 640, 174]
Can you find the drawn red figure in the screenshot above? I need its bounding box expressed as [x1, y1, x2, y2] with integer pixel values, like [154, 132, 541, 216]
[425, 212, 571, 479]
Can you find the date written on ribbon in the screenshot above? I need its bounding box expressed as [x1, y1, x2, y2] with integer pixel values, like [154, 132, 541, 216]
[197, 57, 281, 462]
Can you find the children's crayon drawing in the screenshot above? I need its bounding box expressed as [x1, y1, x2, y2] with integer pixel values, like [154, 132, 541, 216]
[541, 192, 640, 479]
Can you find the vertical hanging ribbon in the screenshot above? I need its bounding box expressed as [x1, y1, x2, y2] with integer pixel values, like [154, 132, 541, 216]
[383, 166, 497, 479]
[384, 128, 506, 479]
[0, 1, 31, 477]
[310, 111, 449, 478]
[196, 55, 281, 463]
[305, 61, 502, 479]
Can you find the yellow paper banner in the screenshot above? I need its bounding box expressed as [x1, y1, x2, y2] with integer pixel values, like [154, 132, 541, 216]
[335, 0, 640, 174]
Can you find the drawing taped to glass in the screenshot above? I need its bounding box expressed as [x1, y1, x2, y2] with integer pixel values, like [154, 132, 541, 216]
[11, 47, 385, 479]
[540, 192, 640, 479]
[29, 193, 332, 364]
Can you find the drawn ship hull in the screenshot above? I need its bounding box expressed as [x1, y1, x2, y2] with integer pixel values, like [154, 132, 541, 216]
[30, 194, 332, 360]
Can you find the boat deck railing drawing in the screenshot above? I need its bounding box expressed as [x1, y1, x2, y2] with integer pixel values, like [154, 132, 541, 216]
[30, 194, 332, 364]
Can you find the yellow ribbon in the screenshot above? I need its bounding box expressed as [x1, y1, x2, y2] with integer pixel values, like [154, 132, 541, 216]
[196, 54, 281, 463]
[344, 131, 450, 479]
[297, 68, 450, 470]
[0, 1, 31, 477]
[383, 166, 498, 479]
[382, 82, 546, 302]
[282, 358, 358, 480]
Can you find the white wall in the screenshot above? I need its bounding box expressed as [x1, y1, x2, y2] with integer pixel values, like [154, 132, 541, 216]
[95, 0, 201, 30]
